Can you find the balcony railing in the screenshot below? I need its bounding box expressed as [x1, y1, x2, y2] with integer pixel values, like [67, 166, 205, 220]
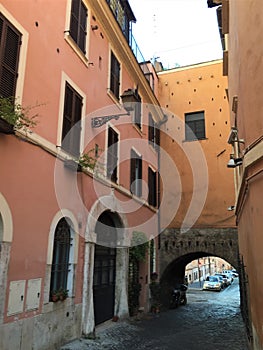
[106, 0, 154, 91]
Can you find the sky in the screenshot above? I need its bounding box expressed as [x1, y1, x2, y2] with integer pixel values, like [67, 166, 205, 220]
[129, 0, 223, 69]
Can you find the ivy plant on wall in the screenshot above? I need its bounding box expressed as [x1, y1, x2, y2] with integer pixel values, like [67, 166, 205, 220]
[128, 231, 148, 316]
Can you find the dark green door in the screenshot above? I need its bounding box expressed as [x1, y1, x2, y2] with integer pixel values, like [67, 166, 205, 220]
[93, 211, 117, 325]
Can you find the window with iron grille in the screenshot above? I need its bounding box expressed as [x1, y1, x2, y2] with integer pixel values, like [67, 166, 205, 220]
[110, 52, 120, 99]
[61, 82, 83, 156]
[185, 111, 206, 141]
[50, 218, 71, 298]
[130, 150, 142, 197]
[107, 127, 119, 183]
[0, 14, 21, 98]
[148, 167, 157, 207]
[70, 0, 87, 54]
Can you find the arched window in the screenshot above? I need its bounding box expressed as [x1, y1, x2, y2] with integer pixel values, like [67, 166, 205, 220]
[50, 218, 71, 298]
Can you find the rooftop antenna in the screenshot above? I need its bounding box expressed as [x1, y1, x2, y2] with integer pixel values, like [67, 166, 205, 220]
[151, 13, 158, 63]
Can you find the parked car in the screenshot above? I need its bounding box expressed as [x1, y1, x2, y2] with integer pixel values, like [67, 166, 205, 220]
[203, 276, 222, 292]
[231, 270, 239, 277]
[222, 270, 234, 283]
[214, 273, 231, 287]
[216, 275, 226, 288]
[222, 270, 234, 282]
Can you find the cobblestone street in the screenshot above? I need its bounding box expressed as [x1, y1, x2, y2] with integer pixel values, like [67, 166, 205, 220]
[61, 279, 249, 350]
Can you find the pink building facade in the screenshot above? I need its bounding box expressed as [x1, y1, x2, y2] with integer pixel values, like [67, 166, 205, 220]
[0, 1, 164, 348]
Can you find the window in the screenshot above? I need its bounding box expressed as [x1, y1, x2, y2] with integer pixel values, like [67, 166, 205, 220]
[50, 218, 71, 298]
[0, 14, 22, 98]
[70, 0, 87, 54]
[148, 167, 157, 207]
[148, 113, 160, 148]
[61, 82, 83, 156]
[130, 150, 142, 197]
[185, 111, 206, 141]
[107, 127, 119, 183]
[134, 93, 142, 129]
[110, 52, 120, 99]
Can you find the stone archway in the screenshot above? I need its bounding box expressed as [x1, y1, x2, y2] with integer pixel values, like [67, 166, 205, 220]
[158, 227, 239, 308]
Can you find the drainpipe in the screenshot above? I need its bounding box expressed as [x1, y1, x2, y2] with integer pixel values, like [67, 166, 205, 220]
[156, 114, 168, 249]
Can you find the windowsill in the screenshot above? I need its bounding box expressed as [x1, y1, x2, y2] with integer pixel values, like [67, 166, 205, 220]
[132, 123, 143, 136]
[182, 137, 208, 143]
[64, 34, 89, 67]
[107, 89, 122, 108]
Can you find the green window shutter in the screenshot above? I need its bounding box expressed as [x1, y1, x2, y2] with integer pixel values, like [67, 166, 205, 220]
[0, 14, 21, 98]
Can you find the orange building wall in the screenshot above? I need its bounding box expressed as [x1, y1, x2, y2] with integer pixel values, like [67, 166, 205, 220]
[227, 1, 263, 348]
[158, 60, 236, 230]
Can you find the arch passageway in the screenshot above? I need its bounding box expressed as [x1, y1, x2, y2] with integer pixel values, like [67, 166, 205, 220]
[159, 227, 238, 306]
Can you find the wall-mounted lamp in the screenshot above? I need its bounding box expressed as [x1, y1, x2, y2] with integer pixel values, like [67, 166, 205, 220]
[227, 127, 245, 145]
[227, 206, 235, 211]
[91, 88, 139, 128]
[227, 156, 243, 168]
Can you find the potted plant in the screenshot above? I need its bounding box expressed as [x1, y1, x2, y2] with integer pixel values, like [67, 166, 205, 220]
[0, 95, 38, 134]
[50, 288, 68, 302]
[50, 290, 60, 302]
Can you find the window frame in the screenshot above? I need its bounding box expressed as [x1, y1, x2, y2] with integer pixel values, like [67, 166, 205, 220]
[148, 166, 157, 207]
[134, 93, 142, 130]
[107, 126, 119, 183]
[0, 13, 22, 98]
[61, 82, 83, 157]
[130, 149, 142, 197]
[110, 51, 121, 100]
[185, 111, 206, 141]
[69, 0, 88, 55]
[148, 113, 160, 149]
[49, 218, 71, 299]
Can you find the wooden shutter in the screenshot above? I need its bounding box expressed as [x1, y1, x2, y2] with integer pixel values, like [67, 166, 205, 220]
[110, 52, 120, 99]
[70, 0, 87, 54]
[107, 127, 118, 182]
[148, 113, 154, 144]
[0, 14, 21, 98]
[130, 150, 142, 197]
[148, 168, 157, 207]
[62, 83, 82, 156]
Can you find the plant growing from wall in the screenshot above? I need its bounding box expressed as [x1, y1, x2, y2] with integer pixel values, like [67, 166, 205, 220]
[0, 96, 39, 134]
[78, 147, 105, 174]
[128, 231, 148, 316]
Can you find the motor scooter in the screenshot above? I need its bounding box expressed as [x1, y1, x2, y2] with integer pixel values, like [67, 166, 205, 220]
[169, 284, 188, 309]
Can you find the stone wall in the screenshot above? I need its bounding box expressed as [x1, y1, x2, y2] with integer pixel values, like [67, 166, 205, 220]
[159, 227, 239, 276]
[0, 301, 82, 350]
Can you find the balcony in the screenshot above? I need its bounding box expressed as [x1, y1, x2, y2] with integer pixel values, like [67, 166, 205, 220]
[106, 0, 154, 91]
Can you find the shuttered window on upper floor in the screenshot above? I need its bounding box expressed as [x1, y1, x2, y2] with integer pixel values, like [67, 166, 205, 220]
[0, 14, 21, 98]
[62, 83, 83, 156]
[130, 149, 142, 197]
[70, 0, 87, 54]
[110, 51, 120, 99]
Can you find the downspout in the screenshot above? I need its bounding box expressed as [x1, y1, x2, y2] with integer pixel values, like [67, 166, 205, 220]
[156, 114, 168, 249]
